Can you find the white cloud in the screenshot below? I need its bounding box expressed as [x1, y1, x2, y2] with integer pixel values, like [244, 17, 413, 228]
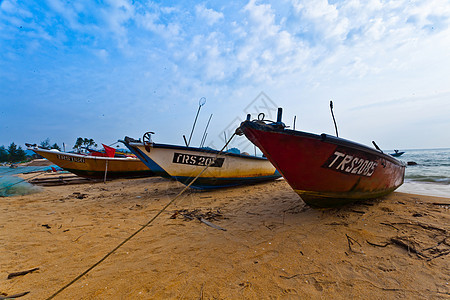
[100, 0, 135, 49]
[2, 0, 450, 148]
[137, 10, 181, 40]
[195, 4, 224, 26]
[94, 49, 109, 60]
[46, 0, 79, 28]
[244, 0, 279, 36]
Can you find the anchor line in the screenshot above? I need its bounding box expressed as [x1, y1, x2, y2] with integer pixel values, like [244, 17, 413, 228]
[46, 133, 237, 299]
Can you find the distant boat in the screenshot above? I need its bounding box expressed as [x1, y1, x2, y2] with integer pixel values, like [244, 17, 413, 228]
[121, 135, 281, 189]
[26, 144, 154, 180]
[237, 108, 405, 207]
[390, 150, 405, 157]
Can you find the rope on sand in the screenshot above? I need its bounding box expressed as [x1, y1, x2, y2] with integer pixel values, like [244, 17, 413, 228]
[46, 133, 236, 300]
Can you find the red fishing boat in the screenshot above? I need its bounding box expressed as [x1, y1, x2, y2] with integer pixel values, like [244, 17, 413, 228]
[237, 108, 405, 207]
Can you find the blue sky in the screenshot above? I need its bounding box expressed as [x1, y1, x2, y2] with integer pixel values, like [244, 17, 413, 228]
[1, 0, 449, 151]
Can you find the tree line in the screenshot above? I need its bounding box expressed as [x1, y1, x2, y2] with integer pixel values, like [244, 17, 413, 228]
[0, 137, 99, 163]
[0, 143, 27, 163]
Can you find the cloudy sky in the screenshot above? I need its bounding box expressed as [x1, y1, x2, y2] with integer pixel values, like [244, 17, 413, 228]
[1, 0, 449, 151]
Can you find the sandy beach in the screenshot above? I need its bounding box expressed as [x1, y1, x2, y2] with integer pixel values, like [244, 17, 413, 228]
[1, 173, 449, 299]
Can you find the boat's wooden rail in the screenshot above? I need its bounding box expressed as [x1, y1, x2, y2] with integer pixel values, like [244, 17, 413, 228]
[29, 175, 101, 186]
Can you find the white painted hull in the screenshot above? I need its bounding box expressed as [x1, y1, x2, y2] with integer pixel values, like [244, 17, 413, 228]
[123, 142, 281, 189]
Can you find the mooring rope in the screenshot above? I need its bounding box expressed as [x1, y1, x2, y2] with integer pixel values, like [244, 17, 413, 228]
[46, 133, 236, 299]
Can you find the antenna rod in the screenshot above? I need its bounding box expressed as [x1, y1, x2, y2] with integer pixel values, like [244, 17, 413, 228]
[330, 100, 339, 137]
[200, 114, 213, 147]
[187, 97, 206, 147]
[372, 141, 383, 153]
[293, 115, 297, 130]
[224, 132, 228, 150]
[200, 133, 208, 148]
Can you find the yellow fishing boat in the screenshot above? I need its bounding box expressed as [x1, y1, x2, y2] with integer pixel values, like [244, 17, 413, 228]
[26, 144, 154, 179]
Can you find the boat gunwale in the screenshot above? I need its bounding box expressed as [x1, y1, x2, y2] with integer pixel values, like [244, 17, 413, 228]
[123, 141, 270, 161]
[29, 148, 141, 162]
[241, 121, 406, 167]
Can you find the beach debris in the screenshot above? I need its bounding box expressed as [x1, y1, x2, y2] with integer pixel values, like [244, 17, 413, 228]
[170, 209, 223, 221]
[246, 211, 261, 216]
[263, 222, 276, 230]
[72, 234, 84, 242]
[129, 204, 143, 210]
[390, 237, 427, 258]
[325, 222, 349, 226]
[380, 222, 399, 231]
[368, 236, 450, 261]
[199, 218, 226, 231]
[72, 192, 88, 199]
[7, 268, 39, 279]
[279, 272, 321, 280]
[374, 218, 450, 261]
[345, 234, 364, 254]
[41, 224, 51, 229]
[238, 281, 252, 289]
[380, 206, 393, 212]
[386, 221, 446, 234]
[170, 209, 226, 231]
[432, 202, 450, 208]
[0, 291, 30, 299]
[366, 240, 390, 247]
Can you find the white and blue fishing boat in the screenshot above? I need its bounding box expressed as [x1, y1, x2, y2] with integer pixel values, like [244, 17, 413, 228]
[121, 133, 281, 189]
[390, 150, 405, 157]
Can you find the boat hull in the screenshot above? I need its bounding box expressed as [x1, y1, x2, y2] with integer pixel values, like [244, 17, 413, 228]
[390, 152, 405, 157]
[122, 140, 281, 189]
[30, 148, 154, 179]
[240, 121, 405, 207]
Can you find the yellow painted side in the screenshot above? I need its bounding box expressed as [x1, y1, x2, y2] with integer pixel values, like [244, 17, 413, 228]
[33, 149, 149, 172]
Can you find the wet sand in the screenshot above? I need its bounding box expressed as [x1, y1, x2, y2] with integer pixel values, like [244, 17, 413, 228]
[1, 173, 449, 299]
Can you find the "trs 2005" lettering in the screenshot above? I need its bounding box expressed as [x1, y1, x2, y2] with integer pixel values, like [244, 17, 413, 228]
[325, 150, 378, 177]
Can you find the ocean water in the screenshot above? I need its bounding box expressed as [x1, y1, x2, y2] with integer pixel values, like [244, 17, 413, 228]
[394, 148, 450, 198]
